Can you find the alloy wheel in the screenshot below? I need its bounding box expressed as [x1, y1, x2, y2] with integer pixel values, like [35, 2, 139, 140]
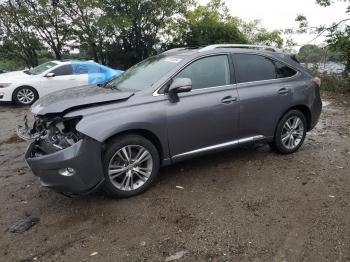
[281, 116, 304, 150]
[108, 145, 153, 191]
[17, 88, 35, 104]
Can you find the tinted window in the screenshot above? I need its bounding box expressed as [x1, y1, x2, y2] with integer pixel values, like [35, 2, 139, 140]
[235, 54, 276, 83]
[176, 55, 230, 90]
[275, 62, 297, 78]
[51, 64, 73, 76]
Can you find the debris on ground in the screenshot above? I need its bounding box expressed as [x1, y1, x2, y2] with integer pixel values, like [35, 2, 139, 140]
[89, 252, 98, 256]
[6, 217, 40, 233]
[165, 250, 188, 261]
[176, 186, 184, 190]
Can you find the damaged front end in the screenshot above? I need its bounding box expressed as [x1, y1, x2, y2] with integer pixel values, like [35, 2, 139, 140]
[17, 115, 83, 156]
[16, 114, 105, 194]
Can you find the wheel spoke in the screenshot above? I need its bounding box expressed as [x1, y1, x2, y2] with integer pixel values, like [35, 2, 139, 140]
[108, 166, 127, 178]
[135, 168, 150, 178]
[281, 133, 289, 141]
[293, 118, 300, 129]
[121, 147, 131, 162]
[285, 121, 292, 130]
[135, 150, 151, 164]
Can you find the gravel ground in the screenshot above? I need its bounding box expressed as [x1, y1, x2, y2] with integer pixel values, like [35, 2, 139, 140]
[0, 91, 349, 262]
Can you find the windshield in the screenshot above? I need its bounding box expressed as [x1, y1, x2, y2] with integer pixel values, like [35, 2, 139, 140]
[28, 61, 58, 75]
[106, 56, 182, 91]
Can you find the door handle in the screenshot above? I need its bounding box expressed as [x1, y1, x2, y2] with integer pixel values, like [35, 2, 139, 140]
[221, 96, 237, 104]
[278, 88, 289, 95]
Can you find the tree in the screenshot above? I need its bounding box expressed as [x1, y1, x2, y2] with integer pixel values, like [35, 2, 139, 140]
[0, 1, 41, 67]
[101, 0, 193, 69]
[170, 0, 247, 47]
[239, 19, 284, 48]
[59, 0, 108, 63]
[296, 0, 350, 73]
[19, 0, 72, 60]
[297, 45, 324, 66]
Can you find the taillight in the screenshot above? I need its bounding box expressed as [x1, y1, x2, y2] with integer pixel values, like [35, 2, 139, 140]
[313, 77, 321, 87]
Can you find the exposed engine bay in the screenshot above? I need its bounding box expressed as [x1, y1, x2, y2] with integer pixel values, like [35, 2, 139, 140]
[17, 115, 83, 156]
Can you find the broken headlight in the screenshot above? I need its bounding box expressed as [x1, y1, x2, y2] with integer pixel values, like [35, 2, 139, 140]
[18, 116, 83, 156]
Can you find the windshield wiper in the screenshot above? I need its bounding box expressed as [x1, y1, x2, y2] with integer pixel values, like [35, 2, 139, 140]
[23, 70, 32, 75]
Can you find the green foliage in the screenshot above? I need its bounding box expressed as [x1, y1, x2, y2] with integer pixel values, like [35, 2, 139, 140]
[0, 1, 42, 67]
[326, 25, 350, 72]
[310, 67, 350, 92]
[171, 0, 247, 47]
[0, 0, 292, 71]
[296, 0, 350, 74]
[239, 19, 284, 48]
[298, 45, 324, 64]
[0, 59, 26, 71]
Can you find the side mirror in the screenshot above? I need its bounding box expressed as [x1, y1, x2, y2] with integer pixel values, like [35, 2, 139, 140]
[168, 78, 192, 103]
[45, 72, 55, 78]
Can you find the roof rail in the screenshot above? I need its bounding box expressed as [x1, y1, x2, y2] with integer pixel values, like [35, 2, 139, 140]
[199, 44, 281, 53]
[162, 48, 188, 54]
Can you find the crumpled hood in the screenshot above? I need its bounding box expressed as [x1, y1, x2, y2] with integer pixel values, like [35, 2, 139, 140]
[31, 85, 134, 116]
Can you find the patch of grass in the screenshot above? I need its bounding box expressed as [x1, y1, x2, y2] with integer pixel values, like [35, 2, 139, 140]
[319, 73, 350, 92]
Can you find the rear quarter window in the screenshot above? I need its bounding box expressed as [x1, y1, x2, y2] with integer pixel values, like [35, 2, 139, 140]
[234, 54, 297, 83]
[275, 62, 297, 78]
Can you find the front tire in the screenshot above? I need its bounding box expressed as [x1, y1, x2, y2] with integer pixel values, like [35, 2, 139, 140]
[13, 86, 38, 105]
[270, 110, 307, 154]
[102, 135, 160, 198]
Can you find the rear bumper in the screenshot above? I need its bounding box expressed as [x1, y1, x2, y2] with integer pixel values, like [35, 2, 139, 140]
[25, 138, 104, 194]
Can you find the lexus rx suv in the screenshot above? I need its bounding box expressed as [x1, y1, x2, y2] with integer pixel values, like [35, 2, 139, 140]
[17, 44, 322, 198]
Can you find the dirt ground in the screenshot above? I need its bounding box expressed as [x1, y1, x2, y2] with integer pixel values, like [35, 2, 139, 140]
[0, 91, 349, 262]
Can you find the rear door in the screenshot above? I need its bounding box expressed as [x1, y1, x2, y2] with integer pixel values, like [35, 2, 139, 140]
[232, 53, 299, 139]
[166, 54, 240, 160]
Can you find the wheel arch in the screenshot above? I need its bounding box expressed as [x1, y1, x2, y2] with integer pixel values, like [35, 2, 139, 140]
[278, 104, 312, 132]
[103, 129, 164, 164]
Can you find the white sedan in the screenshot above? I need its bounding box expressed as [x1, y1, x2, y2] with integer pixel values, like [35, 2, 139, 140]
[0, 60, 123, 105]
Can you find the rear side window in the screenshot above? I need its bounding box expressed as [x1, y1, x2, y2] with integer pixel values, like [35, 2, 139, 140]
[51, 64, 73, 76]
[234, 54, 297, 83]
[176, 55, 230, 90]
[275, 62, 297, 78]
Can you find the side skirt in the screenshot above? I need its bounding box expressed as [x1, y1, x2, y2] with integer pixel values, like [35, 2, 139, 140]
[170, 135, 267, 163]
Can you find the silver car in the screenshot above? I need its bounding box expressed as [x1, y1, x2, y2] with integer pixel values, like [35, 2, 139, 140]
[18, 44, 322, 198]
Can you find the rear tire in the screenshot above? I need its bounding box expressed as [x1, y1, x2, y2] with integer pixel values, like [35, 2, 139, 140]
[13, 86, 38, 106]
[102, 134, 160, 198]
[270, 110, 307, 154]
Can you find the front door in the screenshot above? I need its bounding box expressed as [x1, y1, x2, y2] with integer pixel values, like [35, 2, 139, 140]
[40, 64, 87, 96]
[166, 54, 240, 160]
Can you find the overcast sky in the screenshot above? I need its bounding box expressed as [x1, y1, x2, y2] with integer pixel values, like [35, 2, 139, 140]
[198, 0, 349, 49]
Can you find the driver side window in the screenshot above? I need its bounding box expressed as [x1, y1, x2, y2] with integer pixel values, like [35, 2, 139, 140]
[175, 55, 231, 90]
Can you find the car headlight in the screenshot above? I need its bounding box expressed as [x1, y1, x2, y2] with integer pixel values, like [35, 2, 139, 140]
[0, 83, 12, 88]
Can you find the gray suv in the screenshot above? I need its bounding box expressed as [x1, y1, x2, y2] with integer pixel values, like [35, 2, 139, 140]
[17, 44, 322, 198]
